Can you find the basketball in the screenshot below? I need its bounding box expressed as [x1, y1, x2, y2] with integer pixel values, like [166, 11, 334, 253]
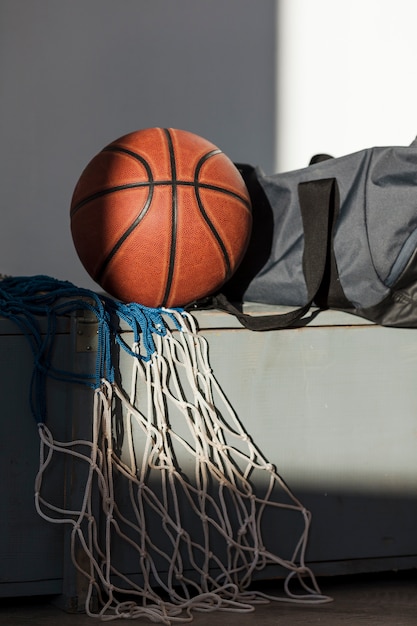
[70, 127, 252, 308]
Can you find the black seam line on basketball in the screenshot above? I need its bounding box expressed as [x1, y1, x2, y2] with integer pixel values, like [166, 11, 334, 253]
[70, 147, 154, 218]
[71, 180, 250, 218]
[70, 183, 150, 218]
[94, 147, 154, 282]
[90, 146, 154, 282]
[102, 145, 154, 167]
[161, 128, 177, 308]
[94, 183, 155, 284]
[194, 149, 232, 280]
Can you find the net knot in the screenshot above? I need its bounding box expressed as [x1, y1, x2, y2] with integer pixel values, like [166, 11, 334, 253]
[15, 274, 332, 620]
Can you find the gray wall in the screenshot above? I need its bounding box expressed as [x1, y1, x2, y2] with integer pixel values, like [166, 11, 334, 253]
[0, 0, 276, 289]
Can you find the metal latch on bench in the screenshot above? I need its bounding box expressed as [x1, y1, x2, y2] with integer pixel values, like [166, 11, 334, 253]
[75, 309, 98, 353]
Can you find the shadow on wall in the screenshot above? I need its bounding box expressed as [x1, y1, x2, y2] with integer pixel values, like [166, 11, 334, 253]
[0, 0, 277, 288]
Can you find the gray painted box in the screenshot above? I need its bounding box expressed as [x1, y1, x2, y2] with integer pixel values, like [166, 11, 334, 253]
[0, 316, 71, 597]
[190, 307, 417, 576]
[1, 306, 417, 600]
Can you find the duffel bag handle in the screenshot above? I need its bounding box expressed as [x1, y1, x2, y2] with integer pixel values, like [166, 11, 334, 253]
[208, 177, 339, 331]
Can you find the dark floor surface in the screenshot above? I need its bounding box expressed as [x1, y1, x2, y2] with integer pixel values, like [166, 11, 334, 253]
[1, 571, 417, 625]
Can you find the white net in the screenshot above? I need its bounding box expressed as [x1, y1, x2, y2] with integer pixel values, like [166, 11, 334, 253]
[1, 276, 331, 623]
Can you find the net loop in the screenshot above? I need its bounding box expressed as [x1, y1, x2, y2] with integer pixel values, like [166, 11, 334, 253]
[0, 275, 332, 622]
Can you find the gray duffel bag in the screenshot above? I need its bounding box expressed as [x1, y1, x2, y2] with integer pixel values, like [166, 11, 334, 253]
[207, 138, 417, 330]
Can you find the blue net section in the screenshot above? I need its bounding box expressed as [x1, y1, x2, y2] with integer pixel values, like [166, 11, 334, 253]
[0, 275, 182, 422]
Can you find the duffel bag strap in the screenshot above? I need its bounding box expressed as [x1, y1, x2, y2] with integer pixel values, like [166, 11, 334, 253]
[209, 177, 339, 331]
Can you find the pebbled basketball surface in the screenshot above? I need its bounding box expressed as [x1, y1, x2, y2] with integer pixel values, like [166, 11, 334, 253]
[70, 128, 252, 307]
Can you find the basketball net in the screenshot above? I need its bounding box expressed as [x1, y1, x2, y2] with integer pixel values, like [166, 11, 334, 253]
[1, 276, 331, 623]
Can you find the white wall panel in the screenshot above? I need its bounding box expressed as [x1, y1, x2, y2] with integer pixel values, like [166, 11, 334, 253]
[276, 0, 417, 172]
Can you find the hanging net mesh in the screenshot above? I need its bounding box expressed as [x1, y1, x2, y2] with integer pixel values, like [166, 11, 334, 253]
[0, 275, 330, 622]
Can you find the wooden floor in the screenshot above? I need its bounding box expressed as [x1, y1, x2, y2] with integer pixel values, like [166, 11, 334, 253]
[1, 571, 417, 625]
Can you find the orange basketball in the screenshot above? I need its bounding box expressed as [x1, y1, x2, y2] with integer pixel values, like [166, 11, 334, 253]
[70, 128, 252, 308]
